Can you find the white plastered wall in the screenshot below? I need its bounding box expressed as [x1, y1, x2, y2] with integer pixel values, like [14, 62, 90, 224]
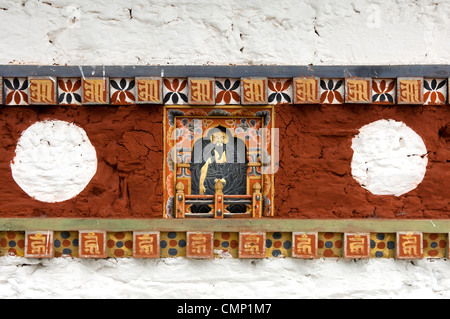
[0, 0, 449, 299]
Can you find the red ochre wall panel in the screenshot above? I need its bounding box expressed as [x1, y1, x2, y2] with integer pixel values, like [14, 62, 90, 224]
[274, 104, 449, 219]
[0, 103, 448, 219]
[0, 105, 163, 218]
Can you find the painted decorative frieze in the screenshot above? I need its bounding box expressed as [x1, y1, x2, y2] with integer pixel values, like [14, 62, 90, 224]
[1, 72, 450, 106]
[397, 77, 423, 104]
[0, 231, 25, 257]
[28, 77, 57, 105]
[163, 78, 188, 105]
[110, 78, 136, 105]
[241, 77, 268, 105]
[0, 65, 448, 262]
[396, 232, 423, 259]
[82, 78, 109, 104]
[215, 78, 240, 105]
[423, 78, 447, 105]
[344, 233, 370, 259]
[345, 78, 372, 104]
[136, 77, 163, 104]
[54, 231, 79, 258]
[188, 78, 215, 105]
[292, 232, 318, 259]
[133, 231, 160, 258]
[186, 231, 214, 259]
[239, 232, 266, 258]
[319, 78, 344, 104]
[25, 231, 53, 258]
[372, 79, 396, 104]
[79, 230, 106, 258]
[267, 78, 292, 104]
[4, 77, 29, 105]
[293, 77, 320, 104]
[57, 78, 82, 105]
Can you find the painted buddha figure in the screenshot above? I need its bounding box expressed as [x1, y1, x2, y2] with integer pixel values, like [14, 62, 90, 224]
[190, 125, 248, 213]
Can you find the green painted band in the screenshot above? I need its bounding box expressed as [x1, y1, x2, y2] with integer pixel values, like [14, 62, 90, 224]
[0, 218, 448, 233]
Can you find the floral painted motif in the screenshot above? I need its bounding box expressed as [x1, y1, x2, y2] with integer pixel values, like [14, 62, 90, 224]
[215, 78, 240, 105]
[372, 79, 395, 104]
[163, 78, 188, 104]
[110, 78, 136, 105]
[423, 78, 446, 105]
[319, 79, 344, 104]
[58, 78, 82, 105]
[268, 79, 292, 104]
[4, 77, 29, 105]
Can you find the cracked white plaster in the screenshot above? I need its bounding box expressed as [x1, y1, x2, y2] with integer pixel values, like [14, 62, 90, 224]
[351, 119, 428, 196]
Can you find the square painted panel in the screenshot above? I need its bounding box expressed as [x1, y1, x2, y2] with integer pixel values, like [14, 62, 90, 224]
[372, 79, 396, 104]
[423, 233, 447, 258]
[160, 232, 186, 257]
[133, 231, 160, 258]
[82, 78, 109, 104]
[79, 230, 106, 258]
[4, 77, 29, 105]
[28, 77, 57, 105]
[266, 232, 292, 258]
[214, 232, 239, 258]
[423, 78, 447, 105]
[344, 233, 370, 258]
[136, 77, 162, 104]
[397, 78, 423, 104]
[396, 232, 423, 259]
[215, 78, 240, 105]
[241, 78, 268, 105]
[188, 78, 215, 105]
[319, 78, 344, 104]
[57, 78, 82, 105]
[239, 232, 266, 258]
[345, 78, 371, 103]
[268, 79, 292, 104]
[318, 232, 343, 258]
[54, 231, 79, 258]
[106, 232, 133, 258]
[186, 231, 214, 259]
[293, 77, 320, 104]
[292, 232, 318, 259]
[0, 231, 25, 257]
[25, 231, 54, 258]
[370, 233, 396, 258]
[110, 78, 136, 105]
[163, 78, 188, 105]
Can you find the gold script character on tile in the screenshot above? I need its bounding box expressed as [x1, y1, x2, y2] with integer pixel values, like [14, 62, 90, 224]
[243, 80, 265, 103]
[84, 79, 106, 103]
[191, 80, 212, 102]
[137, 234, 154, 254]
[138, 80, 160, 102]
[347, 80, 370, 102]
[295, 79, 317, 103]
[400, 80, 421, 103]
[30, 80, 54, 104]
[84, 232, 100, 254]
[30, 233, 47, 254]
[349, 235, 366, 254]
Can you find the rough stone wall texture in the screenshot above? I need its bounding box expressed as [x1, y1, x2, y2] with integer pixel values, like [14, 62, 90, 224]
[0, 0, 449, 299]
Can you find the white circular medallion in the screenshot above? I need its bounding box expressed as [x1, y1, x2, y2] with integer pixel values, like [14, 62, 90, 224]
[351, 119, 428, 196]
[10, 120, 98, 203]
